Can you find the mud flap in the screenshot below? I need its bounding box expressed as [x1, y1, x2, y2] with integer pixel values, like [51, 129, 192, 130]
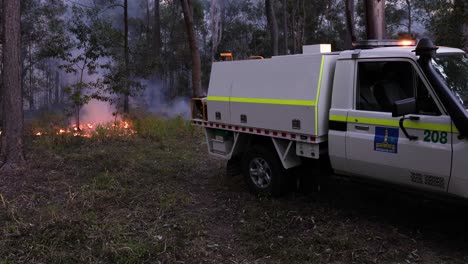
[226, 157, 242, 177]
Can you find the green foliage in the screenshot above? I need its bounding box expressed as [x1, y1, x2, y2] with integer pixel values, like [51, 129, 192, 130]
[385, 0, 409, 37]
[216, 1, 269, 58]
[418, 0, 466, 50]
[133, 115, 195, 141]
[53, 5, 119, 122]
[27, 110, 69, 131]
[16, 0, 468, 115]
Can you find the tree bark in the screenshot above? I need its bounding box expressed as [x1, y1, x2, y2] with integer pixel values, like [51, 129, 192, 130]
[146, 0, 151, 38]
[266, 0, 279, 56]
[180, 0, 203, 97]
[210, 0, 222, 61]
[405, 0, 411, 35]
[344, 0, 356, 49]
[464, 4, 468, 51]
[153, 0, 161, 57]
[29, 41, 35, 110]
[1, 0, 26, 170]
[453, 0, 466, 50]
[123, 0, 130, 113]
[282, 0, 288, 55]
[55, 71, 60, 105]
[364, 0, 386, 40]
[291, 0, 298, 54]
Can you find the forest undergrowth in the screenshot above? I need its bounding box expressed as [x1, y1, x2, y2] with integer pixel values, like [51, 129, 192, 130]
[1, 113, 468, 263]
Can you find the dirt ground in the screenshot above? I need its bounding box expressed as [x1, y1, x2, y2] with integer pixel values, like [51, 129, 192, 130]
[1, 127, 468, 263]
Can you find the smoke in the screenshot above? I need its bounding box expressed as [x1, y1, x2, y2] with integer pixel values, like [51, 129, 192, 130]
[80, 99, 116, 124]
[132, 79, 191, 119]
[59, 0, 191, 123]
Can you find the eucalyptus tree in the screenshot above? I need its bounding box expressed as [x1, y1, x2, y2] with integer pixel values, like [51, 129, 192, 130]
[1, 0, 25, 170]
[180, 0, 203, 97]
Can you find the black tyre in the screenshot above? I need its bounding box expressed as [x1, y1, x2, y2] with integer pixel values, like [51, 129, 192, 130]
[242, 144, 288, 197]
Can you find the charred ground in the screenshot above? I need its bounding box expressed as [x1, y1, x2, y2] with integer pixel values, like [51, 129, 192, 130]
[1, 117, 468, 264]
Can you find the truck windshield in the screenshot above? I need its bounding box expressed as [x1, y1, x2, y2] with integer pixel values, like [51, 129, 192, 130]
[432, 53, 468, 107]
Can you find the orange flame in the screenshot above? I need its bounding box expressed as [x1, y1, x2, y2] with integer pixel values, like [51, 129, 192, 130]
[32, 119, 136, 138]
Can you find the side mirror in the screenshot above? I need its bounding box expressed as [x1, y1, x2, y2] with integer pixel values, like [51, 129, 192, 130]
[392, 98, 416, 117]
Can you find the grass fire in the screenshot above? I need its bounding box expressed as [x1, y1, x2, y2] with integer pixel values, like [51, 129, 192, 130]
[32, 120, 136, 138]
[0, 0, 467, 263]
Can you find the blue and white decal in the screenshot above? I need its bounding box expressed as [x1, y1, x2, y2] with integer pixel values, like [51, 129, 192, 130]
[374, 127, 399, 154]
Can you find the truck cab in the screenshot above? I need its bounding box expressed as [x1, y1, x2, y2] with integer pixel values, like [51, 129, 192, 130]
[329, 41, 468, 198]
[192, 39, 468, 199]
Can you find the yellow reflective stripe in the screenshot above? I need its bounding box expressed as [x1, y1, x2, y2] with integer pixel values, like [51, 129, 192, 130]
[315, 56, 325, 135]
[348, 116, 453, 133]
[206, 96, 316, 106]
[347, 116, 397, 127]
[329, 114, 347, 122]
[404, 122, 453, 132]
[206, 96, 230, 102]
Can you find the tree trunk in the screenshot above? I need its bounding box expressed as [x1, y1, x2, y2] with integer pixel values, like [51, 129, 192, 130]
[405, 0, 411, 35]
[210, 0, 222, 61]
[291, 0, 297, 54]
[266, 0, 279, 56]
[453, 0, 465, 50]
[344, 0, 356, 49]
[364, 0, 386, 40]
[123, 0, 130, 113]
[153, 0, 161, 57]
[46, 63, 51, 108]
[180, 0, 203, 98]
[282, 0, 288, 55]
[55, 71, 60, 105]
[465, 9, 468, 51]
[146, 0, 151, 38]
[29, 41, 35, 110]
[1, 0, 26, 170]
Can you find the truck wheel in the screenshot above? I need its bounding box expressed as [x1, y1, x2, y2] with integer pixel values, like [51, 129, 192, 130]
[242, 145, 288, 197]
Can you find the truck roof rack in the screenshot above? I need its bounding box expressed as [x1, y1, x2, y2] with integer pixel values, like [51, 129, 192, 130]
[352, 39, 416, 49]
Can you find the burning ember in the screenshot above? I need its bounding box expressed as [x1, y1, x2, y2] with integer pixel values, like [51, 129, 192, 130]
[31, 120, 137, 138]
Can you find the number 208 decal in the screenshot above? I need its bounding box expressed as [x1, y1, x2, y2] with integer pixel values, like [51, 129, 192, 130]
[424, 130, 448, 144]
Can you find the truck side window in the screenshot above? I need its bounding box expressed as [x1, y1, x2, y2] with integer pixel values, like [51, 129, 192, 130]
[358, 61, 426, 113]
[357, 61, 440, 115]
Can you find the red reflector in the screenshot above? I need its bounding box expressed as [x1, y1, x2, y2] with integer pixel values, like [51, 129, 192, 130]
[222, 125, 226, 128]
[282, 133, 287, 137]
[209, 123, 213, 127]
[242, 127, 246, 131]
[215, 124, 219, 128]
[235, 126, 239, 130]
[228, 126, 232, 129]
[291, 134, 296, 139]
[257, 129, 261, 133]
[310, 137, 316, 142]
[273, 132, 278, 136]
[265, 130, 270, 135]
[249, 128, 254, 132]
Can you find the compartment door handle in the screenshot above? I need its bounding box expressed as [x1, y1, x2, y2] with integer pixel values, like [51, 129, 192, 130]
[355, 125, 370, 131]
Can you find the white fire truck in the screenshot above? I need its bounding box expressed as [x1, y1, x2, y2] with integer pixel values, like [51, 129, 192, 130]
[191, 39, 468, 198]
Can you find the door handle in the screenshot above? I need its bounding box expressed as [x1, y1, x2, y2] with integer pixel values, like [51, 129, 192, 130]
[355, 125, 370, 131]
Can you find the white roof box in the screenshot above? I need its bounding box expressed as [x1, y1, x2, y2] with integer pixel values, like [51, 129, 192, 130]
[303, 44, 331, 54]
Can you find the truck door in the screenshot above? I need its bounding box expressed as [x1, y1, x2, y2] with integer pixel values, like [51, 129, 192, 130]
[345, 60, 453, 192]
